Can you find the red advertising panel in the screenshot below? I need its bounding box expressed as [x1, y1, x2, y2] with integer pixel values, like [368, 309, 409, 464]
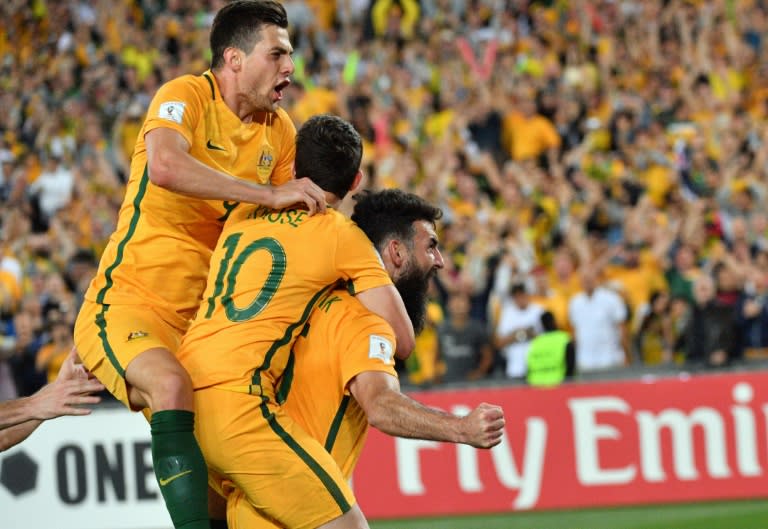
[352, 371, 768, 519]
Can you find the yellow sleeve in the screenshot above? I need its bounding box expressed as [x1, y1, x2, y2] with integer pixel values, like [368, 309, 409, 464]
[335, 223, 393, 294]
[337, 309, 398, 390]
[143, 75, 205, 146]
[271, 108, 297, 185]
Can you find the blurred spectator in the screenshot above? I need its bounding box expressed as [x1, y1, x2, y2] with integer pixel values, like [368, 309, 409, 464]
[63, 248, 97, 310]
[371, 0, 420, 40]
[404, 286, 444, 386]
[736, 272, 768, 358]
[35, 314, 73, 383]
[678, 274, 739, 368]
[526, 310, 575, 387]
[634, 290, 675, 365]
[664, 243, 702, 304]
[491, 282, 544, 380]
[502, 88, 561, 168]
[26, 155, 75, 232]
[712, 260, 744, 309]
[0, 320, 17, 401]
[568, 268, 629, 372]
[8, 310, 46, 397]
[437, 291, 493, 383]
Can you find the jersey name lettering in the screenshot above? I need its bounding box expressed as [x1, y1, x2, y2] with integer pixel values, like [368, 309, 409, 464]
[246, 205, 307, 228]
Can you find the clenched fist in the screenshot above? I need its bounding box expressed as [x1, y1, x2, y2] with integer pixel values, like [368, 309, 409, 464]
[460, 403, 505, 449]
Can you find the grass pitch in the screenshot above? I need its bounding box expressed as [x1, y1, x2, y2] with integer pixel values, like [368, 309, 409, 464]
[369, 499, 768, 529]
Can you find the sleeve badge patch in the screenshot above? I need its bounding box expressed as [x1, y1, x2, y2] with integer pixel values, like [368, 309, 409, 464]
[369, 334, 394, 364]
[158, 101, 186, 124]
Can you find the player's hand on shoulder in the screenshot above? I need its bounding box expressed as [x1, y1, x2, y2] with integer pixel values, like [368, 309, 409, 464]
[269, 177, 327, 215]
[461, 402, 505, 449]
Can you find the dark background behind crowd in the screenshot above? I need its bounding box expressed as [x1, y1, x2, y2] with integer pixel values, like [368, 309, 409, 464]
[2, 0, 768, 399]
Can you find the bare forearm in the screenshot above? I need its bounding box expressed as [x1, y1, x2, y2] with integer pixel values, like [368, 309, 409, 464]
[0, 396, 36, 430]
[351, 371, 505, 449]
[151, 152, 275, 204]
[366, 389, 463, 443]
[0, 420, 41, 452]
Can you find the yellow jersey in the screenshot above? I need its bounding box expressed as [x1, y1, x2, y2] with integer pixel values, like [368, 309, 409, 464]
[278, 289, 397, 478]
[177, 205, 393, 395]
[84, 72, 295, 330]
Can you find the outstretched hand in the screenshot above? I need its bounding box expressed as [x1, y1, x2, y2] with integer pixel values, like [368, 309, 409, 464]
[461, 402, 505, 449]
[30, 348, 104, 421]
[269, 177, 327, 215]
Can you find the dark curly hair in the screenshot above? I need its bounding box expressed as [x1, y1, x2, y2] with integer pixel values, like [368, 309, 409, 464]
[351, 189, 443, 252]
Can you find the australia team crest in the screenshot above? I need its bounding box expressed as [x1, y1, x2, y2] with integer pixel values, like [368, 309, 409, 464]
[256, 144, 275, 182]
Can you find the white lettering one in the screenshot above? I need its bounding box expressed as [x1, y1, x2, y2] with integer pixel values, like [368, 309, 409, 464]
[569, 397, 636, 485]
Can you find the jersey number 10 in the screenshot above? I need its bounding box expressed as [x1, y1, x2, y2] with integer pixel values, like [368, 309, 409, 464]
[204, 232, 287, 322]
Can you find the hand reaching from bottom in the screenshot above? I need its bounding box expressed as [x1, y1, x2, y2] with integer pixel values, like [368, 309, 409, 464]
[30, 348, 104, 421]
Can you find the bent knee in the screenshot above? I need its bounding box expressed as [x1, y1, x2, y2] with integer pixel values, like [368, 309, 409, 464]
[125, 348, 193, 411]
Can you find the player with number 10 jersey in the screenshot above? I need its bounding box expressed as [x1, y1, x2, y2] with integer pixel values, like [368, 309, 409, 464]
[177, 203, 392, 395]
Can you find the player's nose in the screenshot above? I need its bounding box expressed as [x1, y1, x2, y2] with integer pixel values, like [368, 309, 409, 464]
[434, 248, 445, 269]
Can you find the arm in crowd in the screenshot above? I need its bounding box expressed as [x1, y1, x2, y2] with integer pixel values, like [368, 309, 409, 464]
[349, 370, 504, 449]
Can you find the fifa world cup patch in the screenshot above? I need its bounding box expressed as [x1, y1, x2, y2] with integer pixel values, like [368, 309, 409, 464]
[158, 101, 186, 124]
[127, 330, 149, 341]
[369, 334, 394, 364]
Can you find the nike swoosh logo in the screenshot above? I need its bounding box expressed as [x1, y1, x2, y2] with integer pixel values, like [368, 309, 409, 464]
[158, 469, 192, 487]
[206, 140, 226, 151]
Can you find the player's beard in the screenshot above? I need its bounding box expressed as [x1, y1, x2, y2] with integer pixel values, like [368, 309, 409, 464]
[394, 263, 433, 335]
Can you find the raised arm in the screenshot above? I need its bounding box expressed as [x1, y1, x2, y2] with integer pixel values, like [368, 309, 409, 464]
[145, 127, 326, 214]
[348, 370, 505, 449]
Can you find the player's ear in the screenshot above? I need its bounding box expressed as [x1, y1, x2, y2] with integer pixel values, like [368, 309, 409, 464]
[350, 170, 363, 192]
[388, 239, 404, 267]
[224, 48, 242, 71]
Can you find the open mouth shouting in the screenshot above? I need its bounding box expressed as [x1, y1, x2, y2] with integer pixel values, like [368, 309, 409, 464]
[274, 79, 291, 102]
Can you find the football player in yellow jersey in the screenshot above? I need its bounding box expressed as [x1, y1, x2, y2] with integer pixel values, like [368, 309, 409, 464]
[219, 190, 506, 529]
[179, 115, 416, 529]
[73, 3, 327, 529]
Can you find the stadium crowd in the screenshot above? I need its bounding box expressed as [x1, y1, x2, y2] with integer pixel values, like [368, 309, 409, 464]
[1, 0, 768, 398]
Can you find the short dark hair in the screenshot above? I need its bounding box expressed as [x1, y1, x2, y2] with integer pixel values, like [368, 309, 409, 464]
[510, 282, 527, 295]
[295, 114, 362, 199]
[210, 1, 288, 69]
[540, 311, 557, 332]
[351, 189, 443, 252]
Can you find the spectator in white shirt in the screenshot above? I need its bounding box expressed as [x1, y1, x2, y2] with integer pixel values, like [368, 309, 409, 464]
[493, 282, 545, 379]
[27, 156, 74, 224]
[568, 268, 629, 372]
